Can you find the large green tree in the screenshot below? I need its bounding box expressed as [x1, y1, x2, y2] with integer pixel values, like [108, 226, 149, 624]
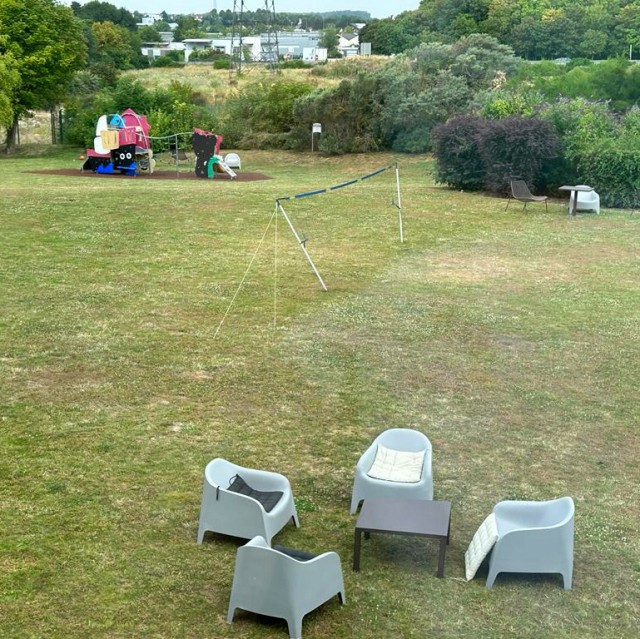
[0, 0, 86, 152]
[70, 0, 137, 31]
[0, 40, 19, 131]
[319, 25, 340, 57]
[91, 20, 145, 69]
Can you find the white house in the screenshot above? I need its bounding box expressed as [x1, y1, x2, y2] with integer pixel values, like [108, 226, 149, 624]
[137, 14, 162, 26]
[183, 39, 214, 62]
[141, 41, 185, 61]
[338, 32, 359, 57]
[183, 36, 263, 62]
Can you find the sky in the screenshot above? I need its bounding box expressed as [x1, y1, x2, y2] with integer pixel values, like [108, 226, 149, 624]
[60, 0, 420, 20]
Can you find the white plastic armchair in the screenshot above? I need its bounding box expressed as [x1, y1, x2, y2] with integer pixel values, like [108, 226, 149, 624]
[227, 536, 346, 639]
[224, 152, 242, 169]
[569, 185, 600, 214]
[350, 428, 433, 514]
[486, 496, 575, 589]
[197, 458, 299, 545]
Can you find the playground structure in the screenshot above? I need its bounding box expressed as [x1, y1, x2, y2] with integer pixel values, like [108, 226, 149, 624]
[81, 109, 237, 179]
[82, 109, 153, 176]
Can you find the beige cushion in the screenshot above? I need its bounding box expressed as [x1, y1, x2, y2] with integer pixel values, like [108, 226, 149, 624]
[367, 443, 425, 483]
[465, 513, 499, 581]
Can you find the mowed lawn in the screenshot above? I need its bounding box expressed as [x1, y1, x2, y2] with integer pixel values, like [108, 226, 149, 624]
[1, 147, 638, 639]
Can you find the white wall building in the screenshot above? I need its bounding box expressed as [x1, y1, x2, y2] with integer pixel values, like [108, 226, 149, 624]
[338, 32, 360, 57]
[302, 47, 328, 62]
[183, 36, 263, 62]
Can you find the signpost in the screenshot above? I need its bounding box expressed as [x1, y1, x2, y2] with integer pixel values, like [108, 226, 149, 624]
[311, 122, 322, 151]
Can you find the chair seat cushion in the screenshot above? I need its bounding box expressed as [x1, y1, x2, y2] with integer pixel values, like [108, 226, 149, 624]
[227, 474, 283, 513]
[367, 443, 425, 483]
[464, 513, 499, 581]
[273, 545, 319, 562]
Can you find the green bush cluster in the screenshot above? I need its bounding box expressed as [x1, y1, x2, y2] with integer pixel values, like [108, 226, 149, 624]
[222, 79, 315, 148]
[434, 98, 640, 207]
[150, 56, 183, 68]
[578, 145, 640, 209]
[286, 36, 521, 155]
[60, 34, 523, 158]
[63, 76, 218, 150]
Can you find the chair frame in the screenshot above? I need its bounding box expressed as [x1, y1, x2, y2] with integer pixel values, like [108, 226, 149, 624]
[197, 458, 299, 545]
[486, 497, 575, 589]
[227, 536, 345, 639]
[505, 179, 548, 213]
[350, 428, 433, 515]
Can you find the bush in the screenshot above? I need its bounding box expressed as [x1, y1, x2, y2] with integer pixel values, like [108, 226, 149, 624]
[213, 58, 230, 69]
[289, 74, 382, 154]
[433, 116, 486, 190]
[229, 131, 289, 150]
[480, 116, 561, 193]
[222, 79, 314, 147]
[151, 56, 183, 68]
[477, 88, 544, 119]
[539, 98, 616, 163]
[577, 143, 640, 209]
[433, 115, 562, 194]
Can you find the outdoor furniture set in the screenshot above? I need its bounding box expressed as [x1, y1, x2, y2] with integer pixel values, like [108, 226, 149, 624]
[198, 428, 575, 638]
[506, 179, 600, 215]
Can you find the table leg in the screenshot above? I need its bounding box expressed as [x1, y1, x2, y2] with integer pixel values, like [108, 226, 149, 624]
[353, 529, 362, 572]
[572, 190, 578, 216]
[436, 537, 447, 578]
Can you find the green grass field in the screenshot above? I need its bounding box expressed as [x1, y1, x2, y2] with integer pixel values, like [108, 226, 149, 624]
[1, 147, 638, 639]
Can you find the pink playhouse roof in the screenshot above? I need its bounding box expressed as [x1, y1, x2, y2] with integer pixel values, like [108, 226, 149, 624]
[121, 108, 150, 149]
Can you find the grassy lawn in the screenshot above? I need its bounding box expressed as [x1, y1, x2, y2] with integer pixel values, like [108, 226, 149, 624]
[1, 147, 638, 639]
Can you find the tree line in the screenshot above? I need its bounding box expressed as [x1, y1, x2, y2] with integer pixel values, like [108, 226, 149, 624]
[361, 0, 640, 60]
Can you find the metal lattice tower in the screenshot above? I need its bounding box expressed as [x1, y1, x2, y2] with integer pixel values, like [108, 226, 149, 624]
[229, 0, 279, 78]
[229, 0, 245, 77]
[260, 0, 280, 70]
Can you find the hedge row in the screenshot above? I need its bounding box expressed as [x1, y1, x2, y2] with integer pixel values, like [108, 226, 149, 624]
[433, 116, 560, 195]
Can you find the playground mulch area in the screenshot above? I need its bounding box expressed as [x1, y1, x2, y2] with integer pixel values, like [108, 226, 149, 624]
[25, 169, 272, 181]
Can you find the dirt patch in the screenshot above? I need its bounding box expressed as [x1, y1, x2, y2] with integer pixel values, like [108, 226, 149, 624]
[25, 168, 272, 181]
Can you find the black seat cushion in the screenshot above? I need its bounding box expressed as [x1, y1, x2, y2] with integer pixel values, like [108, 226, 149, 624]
[273, 546, 319, 562]
[227, 474, 284, 513]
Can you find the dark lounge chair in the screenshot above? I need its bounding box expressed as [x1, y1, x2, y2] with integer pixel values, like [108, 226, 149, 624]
[505, 180, 548, 212]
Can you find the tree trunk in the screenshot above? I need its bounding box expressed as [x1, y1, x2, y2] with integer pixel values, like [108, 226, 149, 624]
[5, 117, 19, 154]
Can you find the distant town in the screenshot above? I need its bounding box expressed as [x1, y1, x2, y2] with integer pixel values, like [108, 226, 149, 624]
[135, 10, 370, 63]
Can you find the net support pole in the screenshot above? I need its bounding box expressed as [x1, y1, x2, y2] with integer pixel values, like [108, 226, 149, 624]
[395, 162, 404, 243]
[174, 134, 179, 177]
[277, 200, 328, 291]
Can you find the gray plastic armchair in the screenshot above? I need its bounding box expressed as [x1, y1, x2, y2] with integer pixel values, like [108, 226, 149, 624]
[197, 458, 299, 545]
[227, 536, 346, 639]
[486, 496, 575, 589]
[350, 428, 433, 514]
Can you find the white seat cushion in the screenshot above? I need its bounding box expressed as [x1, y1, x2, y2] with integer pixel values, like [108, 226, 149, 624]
[465, 513, 499, 581]
[367, 443, 425, 483]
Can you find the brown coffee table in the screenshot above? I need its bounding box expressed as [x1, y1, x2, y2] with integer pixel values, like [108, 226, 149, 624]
[353, 498, 451, 577]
